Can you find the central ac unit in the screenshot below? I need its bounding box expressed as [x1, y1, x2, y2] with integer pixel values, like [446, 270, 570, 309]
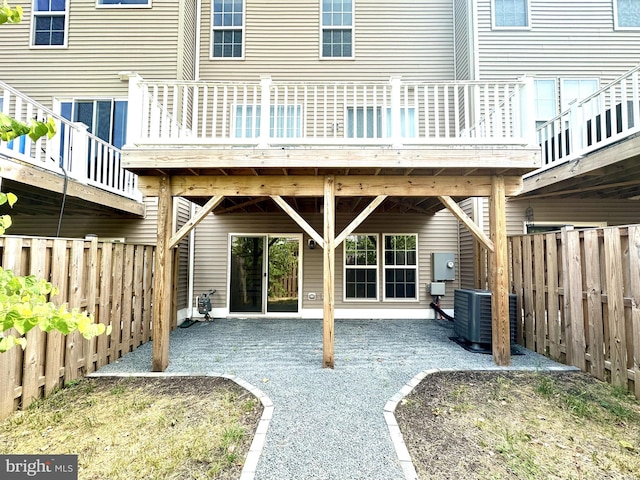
[453, 289, 517, 351]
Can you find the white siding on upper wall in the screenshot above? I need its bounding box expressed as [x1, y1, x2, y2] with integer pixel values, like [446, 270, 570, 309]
[192, 209, 461, 315]
[476, 0, 640, 83]
[0, 0, 182, 106]
[198, 0, 455, 82]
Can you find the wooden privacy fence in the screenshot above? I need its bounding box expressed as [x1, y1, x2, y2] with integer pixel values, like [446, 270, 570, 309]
[508, 226, 640, 399]
[0, 236, 164, 421]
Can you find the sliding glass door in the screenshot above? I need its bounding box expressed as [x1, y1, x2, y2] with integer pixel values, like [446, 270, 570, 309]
[229, 235, 300, 315]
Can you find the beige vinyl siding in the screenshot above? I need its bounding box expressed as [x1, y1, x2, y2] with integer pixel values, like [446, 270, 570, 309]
[506, 198, 640, 234]
[6, 198, 159, 242]
[454, 0, 473, 80]
[192, 209, 461, 314]
[476, 1, 640, 83]
[0, 0, 181, 107]
[178, 0, 198, 81]
[457, 197, 477, 289]
[174, 198, 193, 309]
[198, 0, 455, 83]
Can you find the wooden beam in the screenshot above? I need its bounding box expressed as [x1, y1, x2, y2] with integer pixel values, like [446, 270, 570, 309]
[124, 146, 541, 172]
[335, 196, 387, 247]
[138, 175, 524, 198]
[489, 176, 511, 366]
[438, 195, 494, 253]
[0, 158, 145, 216]
[215, 196, 268, 214]
[271, 196, 325, 248]
[152, 175, 173, 372]
[168, 195, 224, 249]
[323, 176, 336, 369]
[521, 179, 640, 200]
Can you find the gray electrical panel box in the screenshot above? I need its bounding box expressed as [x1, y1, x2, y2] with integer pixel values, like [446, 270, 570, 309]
[432, 252, 455, 281]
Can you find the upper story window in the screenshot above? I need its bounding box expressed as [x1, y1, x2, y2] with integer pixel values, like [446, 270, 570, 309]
[211, 0, 243, 58]
[97, 0, 151, 7]
[492, 0, 529, 28]
[321, 0, 354, 58]
[615, 0, 640, 29]
[31, 0, 68, 47]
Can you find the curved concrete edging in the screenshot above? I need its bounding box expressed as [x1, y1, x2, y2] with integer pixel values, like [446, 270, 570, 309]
[384, 365, 581, 480]
[87, 372, 273, 480]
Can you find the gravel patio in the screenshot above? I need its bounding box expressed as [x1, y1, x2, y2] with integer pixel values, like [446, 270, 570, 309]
[95, 318, 570, 480]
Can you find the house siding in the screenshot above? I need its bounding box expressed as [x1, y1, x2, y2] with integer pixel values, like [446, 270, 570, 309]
[0, 0, 181, 106]
[192, 209, 461, 316]
[453, 0, 474, 80]
[178, 0, 198, 81]
[174, 198, 193, 310]
[7, 197, 158, 242]
[476, 0, 640, 83]
[198, 0, 455, 83]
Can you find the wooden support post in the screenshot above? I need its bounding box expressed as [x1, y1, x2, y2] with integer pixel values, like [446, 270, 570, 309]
[323, 175, 336, 368]
[489, 176, 511, 366]
[152, 175, 174, 371]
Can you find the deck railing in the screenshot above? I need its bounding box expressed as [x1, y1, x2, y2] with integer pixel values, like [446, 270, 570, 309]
[123, 73, 537, 147]
[0, 81, 141, 201]
[534, 65, 640, 173]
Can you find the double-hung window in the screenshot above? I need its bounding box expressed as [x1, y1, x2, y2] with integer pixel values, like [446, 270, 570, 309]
[492, 0, 529, 28]
[321, 0, 354, 58]
[212, 0, 243, 58]
[560, 79, 599, 114]
[383, 235, 417, 300]
[234, 105, 302, 138]
[31, 0, 68, 47]
[615, 0, 640, 29]
[346, 106, 416, 138]
[344, 234, 378, 300]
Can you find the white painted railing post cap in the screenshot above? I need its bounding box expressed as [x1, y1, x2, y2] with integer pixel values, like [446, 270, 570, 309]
[118, 71, 143, 81]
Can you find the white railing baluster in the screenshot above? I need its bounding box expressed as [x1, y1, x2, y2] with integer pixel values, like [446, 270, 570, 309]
[212, 85, 219, 138]
[201, 85, 208, 137]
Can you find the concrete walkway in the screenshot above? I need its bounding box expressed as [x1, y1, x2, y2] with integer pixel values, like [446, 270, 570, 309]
[95, 318, 570, 480]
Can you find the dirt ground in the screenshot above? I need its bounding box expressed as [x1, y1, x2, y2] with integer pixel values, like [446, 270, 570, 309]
[395, 370, 640, 480]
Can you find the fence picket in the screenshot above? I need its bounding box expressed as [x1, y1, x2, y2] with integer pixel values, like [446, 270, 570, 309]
[584, 230, 605, 380]
[533, 235, 546, 354]
[22, 238, 48, 408]
[545, 233, 561, 360]
[604, 228, 627, 388]
[522, 236, 535, 349]
[628, 225, 640, 398]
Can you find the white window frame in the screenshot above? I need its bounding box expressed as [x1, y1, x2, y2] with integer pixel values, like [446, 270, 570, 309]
[560, 78, 600, 113]
[533, 78, 557, 129]
[320, 0, 355, 59]
[343, 234, 378, 302]
[614, 0, 640, 30]
[233, 104, 303, 139]
[30, 0, 70, 48]
[382, 234, 419, 302]
[210, 0, 245, 60]
[491, 0, 531, 30]
[96, 0, 151, 9]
